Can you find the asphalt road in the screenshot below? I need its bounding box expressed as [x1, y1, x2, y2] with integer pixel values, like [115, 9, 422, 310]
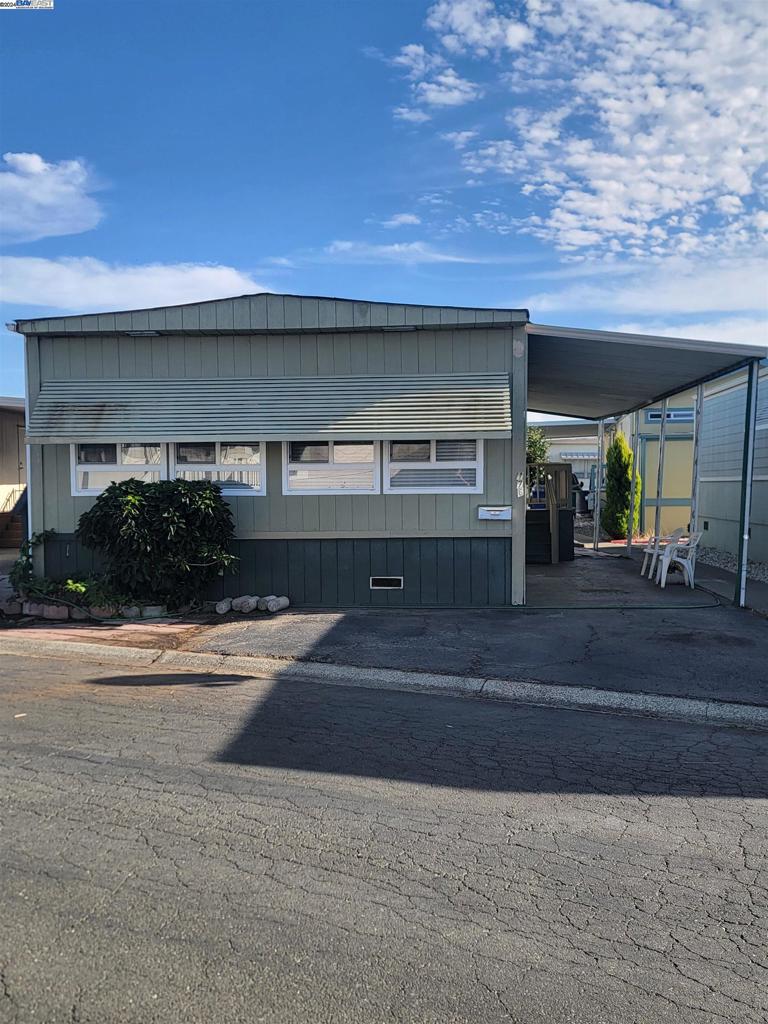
[1, 654, 766, 1024]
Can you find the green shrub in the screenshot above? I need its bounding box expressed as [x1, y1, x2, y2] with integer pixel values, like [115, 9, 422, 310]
[601, 432, 641, 539]
[526, 425, 550, 464]
[76, 478, 238, 606]
[9, 530, 56, 598]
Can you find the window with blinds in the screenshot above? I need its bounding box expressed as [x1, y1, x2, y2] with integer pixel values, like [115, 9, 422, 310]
[71, 442, 164, 496]
[172, 441, 265, 495]
[384, 440, 483, 493]
[283, 441, 380, 494]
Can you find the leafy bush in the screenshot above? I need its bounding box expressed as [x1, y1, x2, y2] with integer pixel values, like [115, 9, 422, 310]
[601, 432, 641, 539]
[76, 478, 238, 605]
[526, 425, 550, 464]
[9, 530, 57, 598]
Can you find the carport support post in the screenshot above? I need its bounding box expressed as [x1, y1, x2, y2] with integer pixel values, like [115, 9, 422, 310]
[592, 418, 605, 550]
[689, 384, 703, 533]
[624, 411, 640, 557]
[734, 360, 759, 608]
[651, 398, 669, 554]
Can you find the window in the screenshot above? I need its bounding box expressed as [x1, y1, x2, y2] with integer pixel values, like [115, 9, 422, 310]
[645, 408, 694, 423]
[172, 441, 264, 494]
[283, 441, 379, 494]
[71, 442, 164, 496]
[384, 439, 483, 493]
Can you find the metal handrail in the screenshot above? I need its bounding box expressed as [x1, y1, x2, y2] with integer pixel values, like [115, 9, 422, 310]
[0, 485, 25, 514]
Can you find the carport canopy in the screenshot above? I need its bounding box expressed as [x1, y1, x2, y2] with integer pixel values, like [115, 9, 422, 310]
[527, 323, 767, 419]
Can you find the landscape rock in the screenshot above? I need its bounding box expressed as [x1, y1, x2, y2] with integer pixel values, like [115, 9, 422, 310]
[215, 598, 232, 615]
[231, 596, 249, 612]
[90, 605, 117, 619]
[266, 596, 290, 613]
[69, 606, 90, 620]
[257, 595, 277, 612]
[240, 596, 260, 613]
[141, 605, 167, 618]
[0, 599, 22, 616]
[22, 601, 46, 617]
[121, 606, 141, 618]
[43, 604, 69, 621]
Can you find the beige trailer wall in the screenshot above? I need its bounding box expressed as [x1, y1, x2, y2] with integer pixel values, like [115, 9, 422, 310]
[0, 406, 26, 509]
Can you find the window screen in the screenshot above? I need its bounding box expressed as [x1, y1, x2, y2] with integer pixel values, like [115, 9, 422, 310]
[390, 441, 430, 462]
[289, 442, 330, 463]
[435, 440, 477, 461]
[385, 439, 482, 493]
[284, 441, 378, 493]
[173, 442, 264, 494]
[77, 443, 117, 465]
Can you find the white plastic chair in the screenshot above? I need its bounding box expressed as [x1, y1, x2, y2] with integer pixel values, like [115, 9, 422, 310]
[640, 527, 684, 579]
[656, 532, 703, 589]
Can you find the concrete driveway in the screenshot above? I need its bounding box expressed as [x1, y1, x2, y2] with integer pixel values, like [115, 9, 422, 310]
[191, 600, 768, 706]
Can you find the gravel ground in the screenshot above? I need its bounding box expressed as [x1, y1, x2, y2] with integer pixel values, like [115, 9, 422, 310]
[698, 546, 768, 584]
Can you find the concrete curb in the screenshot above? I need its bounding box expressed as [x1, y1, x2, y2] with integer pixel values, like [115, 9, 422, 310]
[1, 634, 767, 731]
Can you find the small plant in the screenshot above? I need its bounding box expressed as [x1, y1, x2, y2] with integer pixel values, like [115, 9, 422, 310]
[526, 425, 550, 465]
[9, 530, 56, 598]
[601, 432, 641, 539]
[76, 478, 238, 606]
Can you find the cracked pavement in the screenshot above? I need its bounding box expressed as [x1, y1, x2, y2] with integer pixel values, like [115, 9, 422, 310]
[1, 653, 767, 1023]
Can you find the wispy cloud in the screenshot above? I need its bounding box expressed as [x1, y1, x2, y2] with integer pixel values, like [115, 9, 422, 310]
[1, 256, 269, 311]
[426, 0, 532, 56]
[0, 152, 104, 243]
[414, 68, 483, 107]
[388, 0, 768, 261]
[394, 105, 432, 124]
[381, 212, 422, 228]
[322, 240, 475, 264]
[523, 259, 768, 317]
[605, 317, 768, 347]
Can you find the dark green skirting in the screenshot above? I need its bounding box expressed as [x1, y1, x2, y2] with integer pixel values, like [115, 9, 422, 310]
[43, 535, 515, 607]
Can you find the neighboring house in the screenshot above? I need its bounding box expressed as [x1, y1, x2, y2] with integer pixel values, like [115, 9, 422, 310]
[617, 392, 696, 536]
[9, 295, 764, 606]
[698, 361, 767, 561]
[534, 419, 599, 492]
[0, 396, 26, 550]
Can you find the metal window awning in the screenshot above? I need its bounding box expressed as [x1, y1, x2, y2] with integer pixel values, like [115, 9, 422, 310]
[527, 323, 766, 419]
[25, 372, 512, 443]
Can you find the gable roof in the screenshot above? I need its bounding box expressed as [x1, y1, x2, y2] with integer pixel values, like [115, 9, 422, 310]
[9, 293, 529, 336]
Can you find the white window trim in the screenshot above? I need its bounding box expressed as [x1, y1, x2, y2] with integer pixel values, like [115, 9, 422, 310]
[282, 441, 381, 496]
[383, 439, 484, 494]
[170, 441, 267, 497]
[70, 442, 168, 497]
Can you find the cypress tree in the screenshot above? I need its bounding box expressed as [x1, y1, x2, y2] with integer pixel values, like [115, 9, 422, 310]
[601, 432, 641, 539]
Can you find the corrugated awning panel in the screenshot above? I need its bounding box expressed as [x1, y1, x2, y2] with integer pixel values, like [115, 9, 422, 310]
[27, 373, 512, 442]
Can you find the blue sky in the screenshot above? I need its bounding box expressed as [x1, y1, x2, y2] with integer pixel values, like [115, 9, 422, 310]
[1, 0, 766, 399]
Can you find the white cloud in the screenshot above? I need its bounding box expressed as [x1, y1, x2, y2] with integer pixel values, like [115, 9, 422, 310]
[323, 240, 474, 264]
[441, 130, 478, 148]
[392, 1, 768, 260]
[394, 105, 432, 124]
[606, 317, 768, 347]
[381, 212, 422, 228]
[414, 68, 483, 107]
[426, 0, 533, 55]
[524, 259, 768, 317]
[0, 256, 269, 311]
[391, 43, 446, 80]
[0, 152, 103, 243]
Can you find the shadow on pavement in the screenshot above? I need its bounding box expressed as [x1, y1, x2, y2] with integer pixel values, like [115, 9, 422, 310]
[215, 674, 768, 797]
[88, 672, 252, 688]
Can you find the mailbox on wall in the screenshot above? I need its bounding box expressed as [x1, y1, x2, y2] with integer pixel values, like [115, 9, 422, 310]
[477, 505, 512, 521]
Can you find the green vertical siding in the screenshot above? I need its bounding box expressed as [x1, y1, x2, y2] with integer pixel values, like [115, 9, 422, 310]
[34, 326, 518, 540]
